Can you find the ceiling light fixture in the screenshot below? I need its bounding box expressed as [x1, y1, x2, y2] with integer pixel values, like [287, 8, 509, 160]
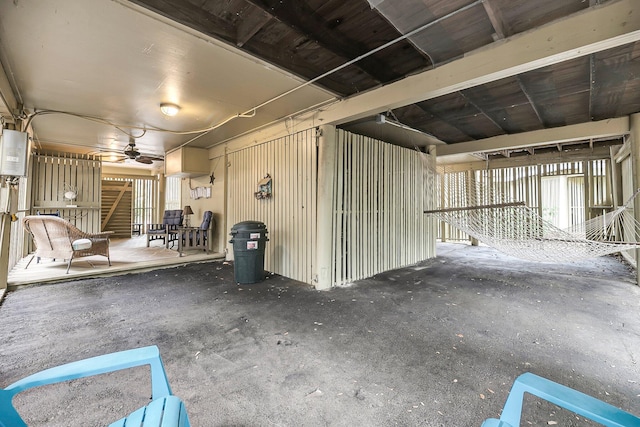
[160, 102, 181, 116]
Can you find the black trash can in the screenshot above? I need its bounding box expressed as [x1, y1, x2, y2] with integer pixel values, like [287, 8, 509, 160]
[229, 221, 269, 284]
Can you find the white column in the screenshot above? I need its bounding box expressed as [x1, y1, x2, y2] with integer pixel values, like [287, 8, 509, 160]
[0, 210, 11, 294]
[315, 125, 337, 290]
[629, 113, 640, 271]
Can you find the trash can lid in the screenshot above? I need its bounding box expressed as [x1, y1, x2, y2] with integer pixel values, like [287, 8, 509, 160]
[231, 220, 267, 230]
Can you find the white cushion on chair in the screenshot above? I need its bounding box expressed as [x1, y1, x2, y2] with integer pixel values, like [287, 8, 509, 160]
[71, 238, 92, 251]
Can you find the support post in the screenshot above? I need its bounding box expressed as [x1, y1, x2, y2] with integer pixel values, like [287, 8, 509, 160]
[629, 113, 640, 274]
[583, 160, 591, 221]
[0, 172, 21, 296]
[610, 145, 623, 208]
[440, 166, 447, 242]
[467, 170, 479, 246]
[0, 212, 11, 297]
[157, 173, 166, 225]
[315, 125, 337, 290]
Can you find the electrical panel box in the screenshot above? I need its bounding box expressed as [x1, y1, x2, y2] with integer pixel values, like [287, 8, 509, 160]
[0, 130, 30, 177]
[165, 147, 209, 178]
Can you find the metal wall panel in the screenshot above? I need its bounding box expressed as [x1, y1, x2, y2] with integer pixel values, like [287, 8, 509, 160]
[331, 130, 435, 286]
[227, 128, 317, 285]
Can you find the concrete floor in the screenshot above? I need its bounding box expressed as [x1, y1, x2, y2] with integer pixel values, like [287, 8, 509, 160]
[1, 243, 639, 426]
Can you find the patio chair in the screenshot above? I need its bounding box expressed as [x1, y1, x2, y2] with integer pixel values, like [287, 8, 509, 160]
[23, 215, 112, 273]
[0, 345, 191, 427]
[183, 210, 213, 252]
[146, 209, 183, 248]
[481, 372, 640, 427]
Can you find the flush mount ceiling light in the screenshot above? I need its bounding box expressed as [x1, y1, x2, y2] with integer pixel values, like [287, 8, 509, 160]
[160, 102, 181, 116]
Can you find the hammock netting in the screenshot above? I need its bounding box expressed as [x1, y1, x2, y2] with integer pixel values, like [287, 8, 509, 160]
[421, 152, 640, 263]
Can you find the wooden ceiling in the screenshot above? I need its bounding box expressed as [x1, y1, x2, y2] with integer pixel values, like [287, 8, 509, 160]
[1, 0, 636, 162]
[129, 0, 639, 152]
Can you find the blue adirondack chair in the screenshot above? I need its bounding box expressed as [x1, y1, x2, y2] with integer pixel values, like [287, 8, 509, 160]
[482, 372, 640, 427]
[0, 346, 190, 427]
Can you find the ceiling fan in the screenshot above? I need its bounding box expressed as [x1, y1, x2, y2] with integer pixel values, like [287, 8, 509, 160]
[122, 137, 164, 164]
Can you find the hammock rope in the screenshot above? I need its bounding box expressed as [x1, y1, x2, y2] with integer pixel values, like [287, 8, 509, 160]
[421, 152, 640, 262]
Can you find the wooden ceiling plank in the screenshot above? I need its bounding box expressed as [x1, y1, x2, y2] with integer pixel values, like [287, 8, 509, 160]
[243, 0, 397, 84]
[591, 43, 639, 120]
[437, 117, 629, 157]
[392, 104, 472, 143]
[129, 0, 237, 41]
[414, 101, 474, 141]
[319, 0, 640, 126]
[459, 90, 507, 133]
[516, 75, 546, 127]
[242, 39, 357, 95]
[236, 7, 272, 47]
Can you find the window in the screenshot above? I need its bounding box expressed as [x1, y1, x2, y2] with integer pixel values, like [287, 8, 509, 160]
[165, 176, 181, 210]
[133, 178, 157, 227]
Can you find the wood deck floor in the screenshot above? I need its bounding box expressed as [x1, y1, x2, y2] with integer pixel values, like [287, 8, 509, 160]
[7, 236, 225, 289]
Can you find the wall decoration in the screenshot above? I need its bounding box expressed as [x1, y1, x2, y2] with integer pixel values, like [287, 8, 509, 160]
[63, 183, 78, 207]
[190, 186, 211, 199]
[255, 174, 272, 199]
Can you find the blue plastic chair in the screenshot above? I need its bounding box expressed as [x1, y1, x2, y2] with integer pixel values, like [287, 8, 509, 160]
[482, 372, 640, 427]
[0, 346, 190, 427]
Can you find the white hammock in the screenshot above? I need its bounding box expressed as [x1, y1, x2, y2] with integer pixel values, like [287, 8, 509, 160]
[422, 153, 640, 263]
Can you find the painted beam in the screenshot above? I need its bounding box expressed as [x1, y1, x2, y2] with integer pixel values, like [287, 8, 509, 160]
[318, 0, 640, 125]
[437, 117, 629, 157]
[441, 145, 616, 172]
[0, 60, 17, 120]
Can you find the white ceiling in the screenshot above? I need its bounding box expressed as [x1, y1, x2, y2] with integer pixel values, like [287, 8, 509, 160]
[0, 0, 335, 161]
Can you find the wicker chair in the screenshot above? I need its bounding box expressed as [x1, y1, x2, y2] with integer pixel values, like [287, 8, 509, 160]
[23, 215, 113, 273]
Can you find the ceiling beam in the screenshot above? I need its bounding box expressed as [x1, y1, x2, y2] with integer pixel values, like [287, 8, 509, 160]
[589, 54, 596, 120]
[243, 0, 396, 84]
[0, 59, 17, 122]
[481, 0, 509, 39]
[442, 145, 617, 172]
[436, 116, 629, 157]
[318, 0, 640, 125]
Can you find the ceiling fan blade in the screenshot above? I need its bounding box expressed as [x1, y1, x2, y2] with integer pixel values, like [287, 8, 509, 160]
[93, 151, 128, 163]
[136, 156, 154, 164]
